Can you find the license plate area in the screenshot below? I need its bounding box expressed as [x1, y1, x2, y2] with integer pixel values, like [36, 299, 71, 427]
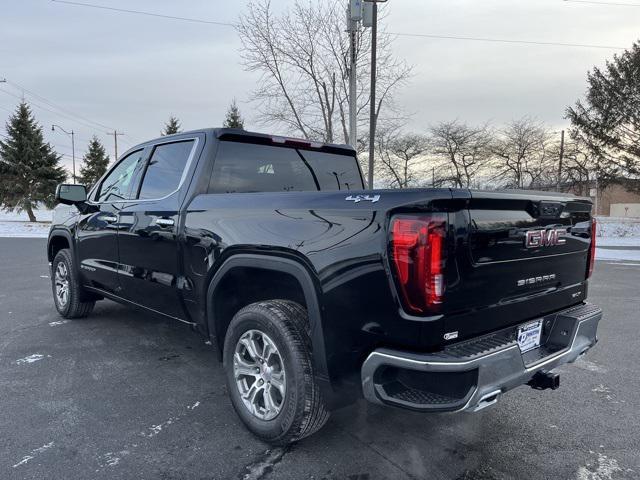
[517, 320, 543, 353]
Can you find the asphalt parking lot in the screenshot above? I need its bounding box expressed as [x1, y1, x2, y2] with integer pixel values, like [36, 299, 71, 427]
[1, 238, 639, 480]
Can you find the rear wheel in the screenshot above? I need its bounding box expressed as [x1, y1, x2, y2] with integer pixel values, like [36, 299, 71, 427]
[51, 249, 95, 319]
[223, 300, 329, 445]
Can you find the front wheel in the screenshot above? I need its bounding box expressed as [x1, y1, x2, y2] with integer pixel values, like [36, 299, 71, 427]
[223, 300, 329, 445]
[51, 249, 95, 319]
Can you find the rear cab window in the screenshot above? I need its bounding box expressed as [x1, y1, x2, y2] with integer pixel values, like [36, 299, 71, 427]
[208, 142, 363, 194]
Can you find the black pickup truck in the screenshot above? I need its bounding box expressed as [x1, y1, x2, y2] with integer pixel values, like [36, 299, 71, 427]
[49, 128, 602, 445]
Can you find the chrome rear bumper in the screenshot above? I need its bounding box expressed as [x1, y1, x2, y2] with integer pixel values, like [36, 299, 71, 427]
[361, 303, 602, 412]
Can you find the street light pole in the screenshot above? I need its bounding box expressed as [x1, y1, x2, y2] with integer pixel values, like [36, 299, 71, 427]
[52, 124, 76, 184]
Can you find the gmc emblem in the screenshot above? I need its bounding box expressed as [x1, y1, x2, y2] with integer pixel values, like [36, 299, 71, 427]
[524, 228, 567, 248]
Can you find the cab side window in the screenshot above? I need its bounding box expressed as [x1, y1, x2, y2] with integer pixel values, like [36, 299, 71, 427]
[95, 150, 144, 203]
[136, 141, 195, 200]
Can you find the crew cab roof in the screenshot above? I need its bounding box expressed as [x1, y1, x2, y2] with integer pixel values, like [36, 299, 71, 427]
[138, 128, 356, 156]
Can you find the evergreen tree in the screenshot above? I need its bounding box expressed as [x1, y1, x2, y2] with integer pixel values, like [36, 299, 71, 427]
[0, 102, 66, 222]
[162, 115, 182, 135]
[567, 41, 640, 191]
[79, 136, 110, 187]
[223, 99, 245, 129]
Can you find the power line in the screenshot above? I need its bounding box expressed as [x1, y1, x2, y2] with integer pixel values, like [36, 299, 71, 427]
[387, 32, 626, 50]
[0, 87, 114, 133]
[1, 81, 142, 155]
[5, 79, 115, 132]
[50, 0, 235, 26]
[563, 0, 640, 7]
[2, 79, 144, 145]
[50, 0, 628, 50]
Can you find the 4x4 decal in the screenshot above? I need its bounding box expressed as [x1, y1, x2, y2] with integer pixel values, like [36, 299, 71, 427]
[345, 194, 380, 203]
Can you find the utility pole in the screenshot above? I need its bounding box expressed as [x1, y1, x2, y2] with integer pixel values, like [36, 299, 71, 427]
[348, 18, 358, 149]
[367, 2, 378, 190]
[347, 0, 364, 149]
[363, 0, 387, 189]
[111, 131, 124, 161]
[556, 129, 565, 192]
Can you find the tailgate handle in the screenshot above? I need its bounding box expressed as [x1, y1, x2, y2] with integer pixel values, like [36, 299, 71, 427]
[539, 202, 563, 218]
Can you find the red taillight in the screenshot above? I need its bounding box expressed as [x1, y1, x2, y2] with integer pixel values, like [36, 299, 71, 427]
[587, 217, 597, 278]
[390, 214, 447, 314]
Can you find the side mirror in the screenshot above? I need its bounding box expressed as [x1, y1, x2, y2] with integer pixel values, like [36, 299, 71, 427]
[56, 184, 87, 205]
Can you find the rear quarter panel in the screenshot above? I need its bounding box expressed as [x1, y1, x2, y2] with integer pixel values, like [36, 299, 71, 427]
[182, 189, 456, 387]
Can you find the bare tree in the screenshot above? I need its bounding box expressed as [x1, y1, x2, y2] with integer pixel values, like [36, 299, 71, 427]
[237, 0, 412, 144]
[429, 120, 493, 188]
[492, 117, 554, 189]
[375, 125, 430, 188]
[559, 131, 597, 195]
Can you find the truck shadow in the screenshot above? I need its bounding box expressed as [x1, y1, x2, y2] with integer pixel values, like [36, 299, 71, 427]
[80, 301, 582, 480]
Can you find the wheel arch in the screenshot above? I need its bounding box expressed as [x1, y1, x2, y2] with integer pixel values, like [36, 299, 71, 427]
[48, 229, 74, 263]
[206, 253, 329, 385]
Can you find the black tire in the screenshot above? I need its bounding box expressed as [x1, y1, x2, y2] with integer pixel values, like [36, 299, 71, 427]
[223, 300, 329, 445]
[51, 249, 95, 319]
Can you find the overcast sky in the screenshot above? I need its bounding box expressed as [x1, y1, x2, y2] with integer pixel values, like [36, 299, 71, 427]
[1, 0, 639, 174]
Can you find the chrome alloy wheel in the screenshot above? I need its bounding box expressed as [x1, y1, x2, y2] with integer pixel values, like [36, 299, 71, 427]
[233, 329, 286, 421]
[54, 262, 70, 308]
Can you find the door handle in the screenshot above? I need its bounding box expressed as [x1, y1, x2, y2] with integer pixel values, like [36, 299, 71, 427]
[102, 215, 118, 223]
[155, 218, 175, 227]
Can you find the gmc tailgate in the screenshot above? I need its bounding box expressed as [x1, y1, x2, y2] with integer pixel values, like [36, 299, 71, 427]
[443, 189, 595, 342]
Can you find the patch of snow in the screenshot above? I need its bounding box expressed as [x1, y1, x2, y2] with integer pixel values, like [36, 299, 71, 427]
[15, 354, 46, 365]
[597, 237, 640, 247]
[0, 208, 54, 222]
[12, 441, 54, 468]
[595, 216, 640, 239]
[98, 450, 129, 468]
[593, 217, 640, 250]
[241, 448, 289, 480]
[0, 221, 50, 238]
[49, 320, 69, 327]
[574, 357, 607, 373]
[0, 207, 53, 237]
[577, 452, 624, 480]
[143, 418, 176, 438]
[595, 249, 640, 262]
[141, 401, 203, 438]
